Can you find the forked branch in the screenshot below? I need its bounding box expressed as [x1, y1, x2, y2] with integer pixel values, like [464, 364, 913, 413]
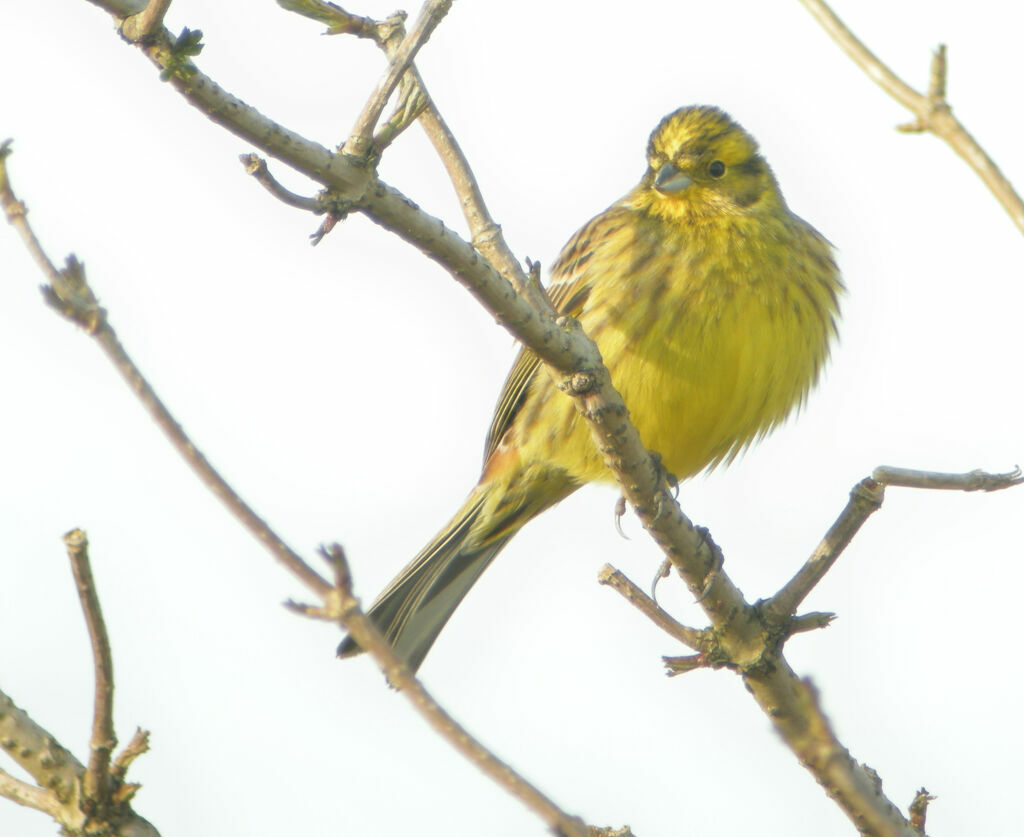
[798, 0, 1024, 236]
[0, 529, 158, 836]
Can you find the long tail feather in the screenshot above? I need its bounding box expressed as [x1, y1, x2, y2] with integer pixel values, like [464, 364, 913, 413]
[337, 491, 514, 673]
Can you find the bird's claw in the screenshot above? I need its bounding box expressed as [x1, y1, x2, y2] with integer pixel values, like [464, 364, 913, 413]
[613, 495, 629, 539]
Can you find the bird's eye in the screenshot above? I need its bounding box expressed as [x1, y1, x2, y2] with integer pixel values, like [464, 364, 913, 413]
[708, 160, 726, 178]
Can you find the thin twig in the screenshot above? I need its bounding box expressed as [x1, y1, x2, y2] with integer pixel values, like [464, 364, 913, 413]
[926, 44, 946, 103]
[343, 0, 452, 158]
[239, 154, 321, 212]
[343, 11, 550, 308]
[764, 478, 885, 621]
[309, 545, 590, 837]
[64, 529, 116, 807]
[0, 769, 59, 817]
[798, 0, 1024, 236]
[0, 150, 331, 598]
[89, 317, 332, 595]
[597, 565, 704, 651]
[788, 612, 836, 635]
[121, 0, 173, 41]
[873, 464, 1022, 492]
[112, 729, 151, 780]
[275, 0, 391, 39]
[371, 77, 428, 152]
[662, 655, 706, 676]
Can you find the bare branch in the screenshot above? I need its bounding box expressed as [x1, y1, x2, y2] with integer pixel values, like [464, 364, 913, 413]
[767, 464, 1021, 620]
[0, 150, 331, 598]
[84, 0, 147, 16]
[121, 0, 173, 41]
[597, 565, 704, 651]
[320, 7, 549, 309]
[926, 44, 946, 102]
[112, 729, 151, 780]
[239, 154, 321, 212]
[0, 689, 84, 826]
[873, 464, 1022, 492]
[662, 654, 708, 676]
[798, 0, 1024, 236]
[343, 0, 452, 159]
[742, 670, 917, 837]
[64, 529, 116, 806]
[788, 612, 836, 635]
[0, 769, 60, 817]
[277, 0, 397, 40]
[0, 685, 159, 835]
[311, 545, 591, 837]
[765, 478, 885, 620]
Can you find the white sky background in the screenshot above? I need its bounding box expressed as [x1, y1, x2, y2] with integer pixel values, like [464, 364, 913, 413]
[1, 1, 1022, 835]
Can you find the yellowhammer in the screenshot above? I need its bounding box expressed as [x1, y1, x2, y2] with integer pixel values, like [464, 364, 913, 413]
[339, 105, 843, 672]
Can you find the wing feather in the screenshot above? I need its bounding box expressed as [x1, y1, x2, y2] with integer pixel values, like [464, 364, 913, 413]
[481, 209, 632, 463]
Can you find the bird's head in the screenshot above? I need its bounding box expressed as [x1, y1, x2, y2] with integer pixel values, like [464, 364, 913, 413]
[634, 105, 784, 222]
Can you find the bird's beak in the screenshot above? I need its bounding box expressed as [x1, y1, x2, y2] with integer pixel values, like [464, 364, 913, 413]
[653, 163, 692, 194]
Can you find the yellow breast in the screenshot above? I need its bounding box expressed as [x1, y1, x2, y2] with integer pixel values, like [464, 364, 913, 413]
[525, 209, 840, 485]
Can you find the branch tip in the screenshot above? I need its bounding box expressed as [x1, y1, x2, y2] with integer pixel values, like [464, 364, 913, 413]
[909, 787, 936, 832]
[599, 564, 704, 651]
[872, 465, 1023, 492]
[788, 611, 837, 635]
[241, 153, 321, 212]
[662, 654, 706, 676]
[800, 0, 1024, 235]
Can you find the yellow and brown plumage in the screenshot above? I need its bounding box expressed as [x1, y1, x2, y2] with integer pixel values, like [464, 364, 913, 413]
[339, 105, 843, 672]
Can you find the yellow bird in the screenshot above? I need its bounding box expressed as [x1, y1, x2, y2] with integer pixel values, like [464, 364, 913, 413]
[339, 105, 843, 672]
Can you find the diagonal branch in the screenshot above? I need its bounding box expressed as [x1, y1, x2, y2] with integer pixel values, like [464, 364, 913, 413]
[0, 769, 58, 817]
[798, 0, 1024, 236]
[765, 477, 884, 620]
[0, 148, 331, 598]
[343, 0, 452, 158]
[290, 545, 591, 837]
[743, 663, 915, 837]
[282, 1, 551, 309]
[766, 466, 1022, 620]
[597, 564, 704, 651]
